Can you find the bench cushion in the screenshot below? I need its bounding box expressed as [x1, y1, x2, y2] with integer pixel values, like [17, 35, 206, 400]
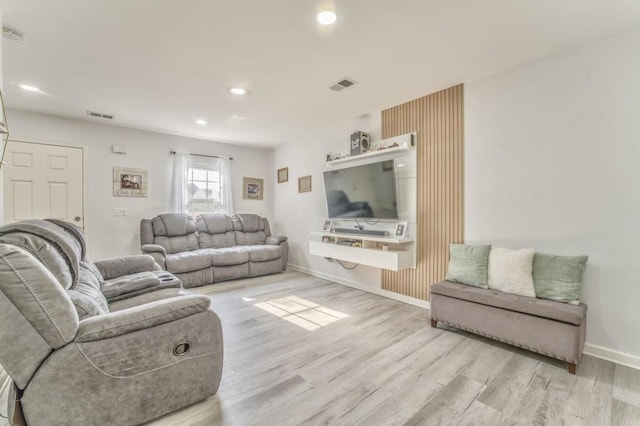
[431, 281, 586, 326]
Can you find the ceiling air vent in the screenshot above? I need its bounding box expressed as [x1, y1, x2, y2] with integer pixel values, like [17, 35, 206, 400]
[330, 77, 357, 92]
[87, 111, 114, 120]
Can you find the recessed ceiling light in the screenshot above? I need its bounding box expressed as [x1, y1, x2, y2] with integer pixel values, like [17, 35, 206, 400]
[195, 119, 207, 125]
[317, 11, 337, 25]
[229, 87, 247, 96]
[19, 84, 41, 92]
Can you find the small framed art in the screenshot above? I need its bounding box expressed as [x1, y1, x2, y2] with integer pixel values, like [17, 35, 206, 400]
[113, 167, 148, 197]
[243, 177, 264, 200]
[394, 221, 407, 238]
[277, 167, 288, 183]
[298, 175, 312, 193]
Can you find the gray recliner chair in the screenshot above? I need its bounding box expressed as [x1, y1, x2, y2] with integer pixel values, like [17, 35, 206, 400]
[0, 220, 224, 426]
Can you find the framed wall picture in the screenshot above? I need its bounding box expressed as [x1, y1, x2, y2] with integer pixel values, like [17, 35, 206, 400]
[298, 175, 312, 193]
[243, 177, 264, 200]
[277, 167, 289, 183]
[322, 219, 332, 232]
[113, 167, 148, 197]
[394, 221, 407, 238]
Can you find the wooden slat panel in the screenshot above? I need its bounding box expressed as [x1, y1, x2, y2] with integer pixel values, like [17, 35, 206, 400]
[382, 84, 464, 300]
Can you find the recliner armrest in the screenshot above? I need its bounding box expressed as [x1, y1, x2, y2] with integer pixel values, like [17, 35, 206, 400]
[94, 254, 159, 280]
[141, 244, 167, 255]
[266, 235, 287, 245]
[75, 294, 211, 342]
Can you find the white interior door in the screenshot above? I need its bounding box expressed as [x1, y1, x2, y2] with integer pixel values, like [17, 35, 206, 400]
[3, 140, 85, 229]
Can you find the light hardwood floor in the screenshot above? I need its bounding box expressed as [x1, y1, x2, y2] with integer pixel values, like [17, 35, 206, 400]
[146, 271, 640, 426]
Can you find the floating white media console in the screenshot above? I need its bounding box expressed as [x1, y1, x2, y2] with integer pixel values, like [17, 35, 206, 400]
[309, 132, 417, 271]
[309, 232, 416, 271]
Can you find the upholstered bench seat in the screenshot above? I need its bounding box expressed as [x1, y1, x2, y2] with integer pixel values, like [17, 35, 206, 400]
[430, 280, 587, 373]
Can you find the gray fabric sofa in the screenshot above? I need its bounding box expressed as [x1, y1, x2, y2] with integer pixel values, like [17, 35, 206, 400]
[430, 281, 587, 374]
[0, 219, 224, 426]
[140, 213, 288, 288]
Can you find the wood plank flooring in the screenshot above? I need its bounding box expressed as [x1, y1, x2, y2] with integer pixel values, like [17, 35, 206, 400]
[147, 271, 640, 426]
[0, 271, 638, 425]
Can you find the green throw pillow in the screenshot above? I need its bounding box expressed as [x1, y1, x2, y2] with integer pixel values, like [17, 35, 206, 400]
[445, 244, 491, 288]
[533, 253, 588, 304]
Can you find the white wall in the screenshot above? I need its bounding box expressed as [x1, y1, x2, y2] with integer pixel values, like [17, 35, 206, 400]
[4, 110, 271, 260]
[271, 114, 386, 290]
[465, 28, 640, 360]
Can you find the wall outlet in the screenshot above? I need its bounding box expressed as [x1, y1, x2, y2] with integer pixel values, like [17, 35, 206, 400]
[113, 208, 127, 216]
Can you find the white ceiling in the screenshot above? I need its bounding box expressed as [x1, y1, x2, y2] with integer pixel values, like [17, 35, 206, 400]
[2, 0, 640, 148]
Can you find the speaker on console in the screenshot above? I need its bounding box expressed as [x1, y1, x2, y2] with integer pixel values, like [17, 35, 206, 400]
[350, 131, 371, 156]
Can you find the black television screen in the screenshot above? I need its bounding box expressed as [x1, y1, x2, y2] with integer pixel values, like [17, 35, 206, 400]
[324, 160, 398, 219]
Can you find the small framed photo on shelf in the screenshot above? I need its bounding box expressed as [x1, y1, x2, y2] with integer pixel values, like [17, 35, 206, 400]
[322, 220, 332, 232]
[277, 167, 288, 183]
[394, 221, 407, 238]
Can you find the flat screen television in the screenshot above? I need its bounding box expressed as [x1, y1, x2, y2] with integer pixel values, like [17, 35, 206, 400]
[323, 159, 398, 219]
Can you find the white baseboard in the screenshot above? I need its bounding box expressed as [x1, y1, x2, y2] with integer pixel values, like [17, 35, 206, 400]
[583, 344, 640, 370]
[287, 264, 640, 371]
[287, 264, 430, 310]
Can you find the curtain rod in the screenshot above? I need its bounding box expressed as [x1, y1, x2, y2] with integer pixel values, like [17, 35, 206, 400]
[169, 150, 234, 161]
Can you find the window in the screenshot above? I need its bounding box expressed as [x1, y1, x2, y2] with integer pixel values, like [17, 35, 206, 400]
[173, 153, 233, 216]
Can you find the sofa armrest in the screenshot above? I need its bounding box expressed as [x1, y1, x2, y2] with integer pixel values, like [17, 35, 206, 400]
[94, 254, 159, 280]
[265, 235, 288, 245]
[75, 294, 211, 342]
[141, 244, 167, 269]
[141, 244, 166, 255]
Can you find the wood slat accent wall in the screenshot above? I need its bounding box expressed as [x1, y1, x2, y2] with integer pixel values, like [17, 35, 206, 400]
[381, 84, 464, 300]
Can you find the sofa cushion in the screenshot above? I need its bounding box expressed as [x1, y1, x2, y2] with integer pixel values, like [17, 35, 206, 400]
[202, 247, 250, 266]
[70, 261, 109, 319]
[152, 214, 196, 237]
[0, 220, 82, 290]
[166, 250, 212, 273]
[152, 214, 199, 254]
[155, 234, 200, 254]
[101, 271, 161, 300]
[431, 281, 586, 326]
[445, 244, 491, 289]
[196, 214, 234, 234]
[233, 214, 264, 232]
[488, 248, 535, 298]
[533, 253, 588, 304]
[197, 214, 236, 249]
[247, 245, 281, 262]
[232, 214, 267, 246]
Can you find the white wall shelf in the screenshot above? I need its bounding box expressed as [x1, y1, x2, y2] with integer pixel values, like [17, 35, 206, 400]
[311, 131, 417, 271]
[309, 241, 415, 271]
[310, 231, 412, 244]
[325, 132, 416, 167]
[309, 231, 416, 271]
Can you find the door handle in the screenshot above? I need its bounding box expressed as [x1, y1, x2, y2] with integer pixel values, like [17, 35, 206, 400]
[74, 216, 82, 222]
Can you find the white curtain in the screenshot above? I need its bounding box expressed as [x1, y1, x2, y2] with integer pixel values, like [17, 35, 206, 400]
[172, 152, 233, 215]
[219, 157, 234, 215]
[171, 153, 189, 213]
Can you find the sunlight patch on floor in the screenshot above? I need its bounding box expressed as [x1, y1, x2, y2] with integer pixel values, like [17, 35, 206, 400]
[254, 295, 349, 331]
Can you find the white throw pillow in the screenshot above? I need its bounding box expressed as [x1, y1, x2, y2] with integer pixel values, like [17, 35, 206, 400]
[488, 248, 536, 297]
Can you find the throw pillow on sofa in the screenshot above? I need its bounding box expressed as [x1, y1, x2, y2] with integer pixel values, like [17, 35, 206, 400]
[488, 248, 536, 297]
[445, 244, 491, 289]
[533, 253, 588, 305]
